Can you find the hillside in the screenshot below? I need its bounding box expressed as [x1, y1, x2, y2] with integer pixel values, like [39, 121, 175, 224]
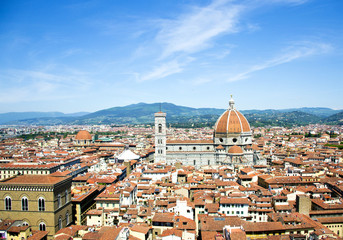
[323, 111, 343, 125]
[0, 111, 89, 125]
[2, 103, 342, 127]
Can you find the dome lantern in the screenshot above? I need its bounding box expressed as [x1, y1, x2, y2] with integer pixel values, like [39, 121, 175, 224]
[229, 95, 235, 110]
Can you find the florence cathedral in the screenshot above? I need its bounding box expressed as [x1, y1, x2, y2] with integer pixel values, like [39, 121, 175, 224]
[154, 96, 265, 168]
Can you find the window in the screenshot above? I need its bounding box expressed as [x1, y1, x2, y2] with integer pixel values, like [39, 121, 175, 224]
[193, 160, 196, 165]
[5, 196, 11, 210]
[65, 190, 68, 203]
[208, 160, 210, 165]
[233, 138, 237, 143]
[158, 124, 162, 133]
[39, 222, 46, 231]
[38, 197, 45, 211]
[193, 147, 196, 150]
[23, 222, 29, 226]
[58, 194, 61, 208]
[22, 197, 28, 211]
[66, 212, 70, 225]
[58, 216, 62, 230]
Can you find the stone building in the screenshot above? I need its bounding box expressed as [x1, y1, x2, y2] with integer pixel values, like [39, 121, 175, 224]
[154, 96, 265, 168]
[0, 175, 72, 239]
[73, 130, 93, 148]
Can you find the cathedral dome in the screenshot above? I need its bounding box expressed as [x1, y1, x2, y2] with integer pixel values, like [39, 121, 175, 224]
[75, 130, 92, 140]
[214, 96, 251, 135]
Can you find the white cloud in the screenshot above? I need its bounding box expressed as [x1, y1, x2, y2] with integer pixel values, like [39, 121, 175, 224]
[228, 42, 332, 82]
[156, 0, 244, 58]
[0, 68, 92, 103]
[138, 59, 187, 82]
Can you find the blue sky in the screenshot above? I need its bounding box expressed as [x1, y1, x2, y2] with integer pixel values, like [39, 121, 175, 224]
[0, 0, 342, 113]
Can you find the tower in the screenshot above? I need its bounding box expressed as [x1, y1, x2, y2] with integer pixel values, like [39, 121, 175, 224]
[154, 111, 167, 163]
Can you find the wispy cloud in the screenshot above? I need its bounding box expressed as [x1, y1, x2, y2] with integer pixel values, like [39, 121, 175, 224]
[0, 68, 92, 103]
[137, 0, 309, 82]
[138, 58, 193, 82]
[156, 0, 244, 59]
[228, 42, 332, 82]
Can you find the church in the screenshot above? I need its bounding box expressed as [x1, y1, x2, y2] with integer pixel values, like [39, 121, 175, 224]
[154, 96, 265, 168]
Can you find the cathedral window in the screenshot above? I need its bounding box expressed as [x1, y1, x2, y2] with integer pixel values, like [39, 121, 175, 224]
[39, 222, 46, 231]
[233, 138, 237, 143]
[58, 216, 63, 230]
[193, 147, 196, 150]
[65, 190, 69, 203]
[5, 196, 11, 210]
[21, 197, 28, 211]
[38, 197, 45, 211]
[57, 194, 61, 208]
[158, 124, 162, 133]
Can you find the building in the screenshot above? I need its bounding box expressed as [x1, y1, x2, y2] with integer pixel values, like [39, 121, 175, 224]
[0, 174, 72, 239]
[73, 130, 93, 148]
[154, 96, 265, 168]
[0, 163, 60, 180]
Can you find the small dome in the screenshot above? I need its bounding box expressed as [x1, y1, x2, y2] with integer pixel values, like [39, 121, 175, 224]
[214, 96, 251, 135]
[75, 130, 92, 140]
[228, 145, 243, 154]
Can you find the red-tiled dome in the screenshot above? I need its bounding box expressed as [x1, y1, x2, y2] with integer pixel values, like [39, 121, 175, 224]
[228, 145, 243, 154]
[75, 130, 92, 140]
[214, 96, 250, 135]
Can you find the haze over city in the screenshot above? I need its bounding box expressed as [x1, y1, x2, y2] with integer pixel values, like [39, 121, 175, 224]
[1, 0, 342, 113]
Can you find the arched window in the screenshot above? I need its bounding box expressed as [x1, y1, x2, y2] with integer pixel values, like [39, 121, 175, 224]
[38, 197, 45, 211]
[57, 194, 61, 208]
[58, 216, 62, 230]
[66, 212, 70, 225]
[39, 222, 46, 231]
[5, 196, 11, 210]
[65, 190, 68, 203]
[158, 124, 162, 133]
[22, 197, 28, 211]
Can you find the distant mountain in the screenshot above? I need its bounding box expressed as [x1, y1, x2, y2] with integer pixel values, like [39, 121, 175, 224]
[74, 102, 224, 125]
[1, 103, 342, 127]
[244, 111, 322, 127]
[241, 107, 340, 117]
[0, 111, 89, 125]
[278, 107, 341, 117]
[323, 111, 343, 125]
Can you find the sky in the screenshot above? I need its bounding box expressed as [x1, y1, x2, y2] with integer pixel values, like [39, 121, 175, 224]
[0, 0, 342, 113]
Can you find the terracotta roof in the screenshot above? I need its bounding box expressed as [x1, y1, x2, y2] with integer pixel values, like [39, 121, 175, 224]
[75, 130, 92, 140]
[228, 145, 243, 154]
[167, 140, 213, 144]
[0, 174, 71, 185]
[214, 108, 250, 134]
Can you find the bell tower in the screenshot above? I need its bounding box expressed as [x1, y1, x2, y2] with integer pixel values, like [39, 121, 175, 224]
[154, 110, 167, 163]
